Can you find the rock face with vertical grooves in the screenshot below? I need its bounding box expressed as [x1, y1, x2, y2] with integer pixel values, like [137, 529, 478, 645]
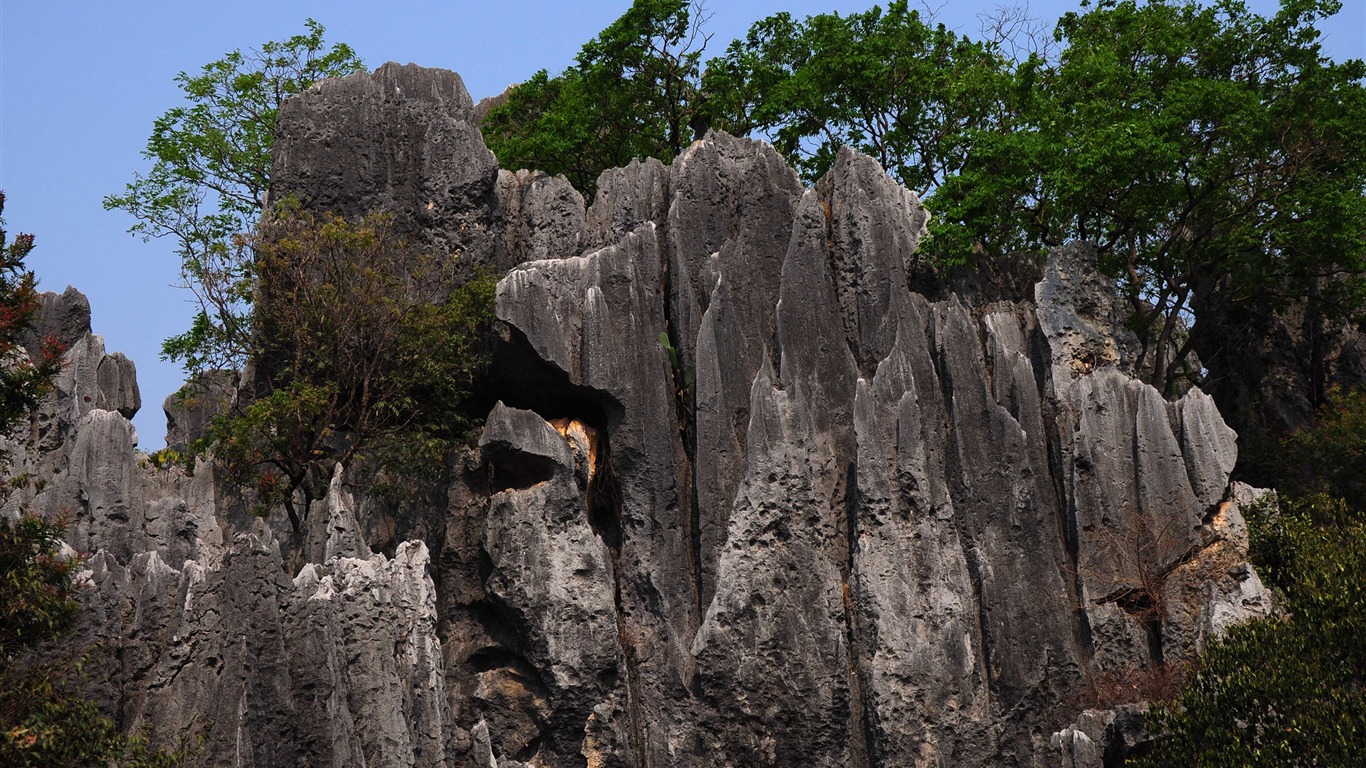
[6, 64, 1276, 767]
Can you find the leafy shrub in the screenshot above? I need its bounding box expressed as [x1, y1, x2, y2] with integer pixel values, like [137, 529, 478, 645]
[1271, 387, 1366, 511]
[0, 516, 194, 767]
[208, 205, 496, 530]
[1138, 494, 1366, 766]
[0, 515, 79, 661]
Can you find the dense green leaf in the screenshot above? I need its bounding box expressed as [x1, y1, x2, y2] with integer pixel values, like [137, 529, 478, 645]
[105, 21, 363, 374]
[208, 207, 496, 530]
[484, 0, 711, 196]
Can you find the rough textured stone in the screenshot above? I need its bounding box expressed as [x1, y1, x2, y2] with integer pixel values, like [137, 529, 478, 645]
[301, 463, 369, 563]
[75, 489, 455, 768]
[669, 133, 802, 607]
[1056, 368, 1269, 678]
[498, 221, 697, 764]
[489, 135, 1266, 765]
[273, 62, 502, 268]
[163, 370, 235, 454]
[1037, 241, 1142, 385]
[1050, 705, 1151, 768]
[474, 86, 511, 124]
[22, 285, 91, 360]
[494, 169, 586, 264]
[56, 333, 141, 426]
[477, 403, 622, 765]
[17, 65, 1280, 768]
[7, 331, 455, 768]
[582, 158, 670, 250]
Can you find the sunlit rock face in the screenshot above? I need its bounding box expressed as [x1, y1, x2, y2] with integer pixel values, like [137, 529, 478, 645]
[7, 64, 1271, 768]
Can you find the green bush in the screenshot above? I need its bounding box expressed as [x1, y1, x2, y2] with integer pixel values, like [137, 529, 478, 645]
[1271, 387, 1366, 511]
[207, 206, 496, 530]
[0, 515, 79, 661]
[1, 663, 194, 767]
[1138, 494, 1366, 766]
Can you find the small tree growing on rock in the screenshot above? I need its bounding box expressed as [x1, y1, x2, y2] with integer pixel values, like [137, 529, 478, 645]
[208, 204, 495, 531]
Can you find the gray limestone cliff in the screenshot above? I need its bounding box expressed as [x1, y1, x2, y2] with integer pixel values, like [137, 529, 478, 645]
[4, 63, 1275, 767]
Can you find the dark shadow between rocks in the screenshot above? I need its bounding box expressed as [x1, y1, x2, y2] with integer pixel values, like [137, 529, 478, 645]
[481, 321, 625, 434]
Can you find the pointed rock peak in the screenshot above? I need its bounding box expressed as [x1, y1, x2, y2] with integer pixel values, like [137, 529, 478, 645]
[24, 285, 91, 361]
[301, 463, 368, 564]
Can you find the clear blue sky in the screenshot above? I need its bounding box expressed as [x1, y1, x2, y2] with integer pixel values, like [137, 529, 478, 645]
[2, 1, 1362, 449]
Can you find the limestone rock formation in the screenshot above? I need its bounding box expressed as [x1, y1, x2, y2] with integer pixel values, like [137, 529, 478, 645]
[162, 370, 236, 454]
[273, 62, 500, 266]
[20, 284, 91, 360]
[6, 64, 1278, 767]
[1052, 705, 1151, 768]
[1192, 279, 1366, 447]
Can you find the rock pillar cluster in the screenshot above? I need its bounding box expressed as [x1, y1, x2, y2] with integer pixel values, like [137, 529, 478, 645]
[3, 64, 1274, 767]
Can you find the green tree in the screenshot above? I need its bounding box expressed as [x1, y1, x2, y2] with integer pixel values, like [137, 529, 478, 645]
[104, 20, 364, 374]
[946, 0, 1366, 393]
[1244, 386, 1366, 517]
[1137, 494, 1366, 766]
[483, 0, 712, 196]
[703, 1, 1016, 203]
[706, 0, 1366, 392]
[0, 515, 79, 662]
[0, 191, 62, 442]
[210, 205, 495, 531]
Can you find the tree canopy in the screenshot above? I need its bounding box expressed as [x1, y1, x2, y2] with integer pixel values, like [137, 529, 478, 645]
[209, 205, 496, 531]
[703, 0, 1016, 200]
[482, 0, 712, 196]
[1003, 0, 1366, 392]
[104, 20, 364, 374]
[109, 23, 503, 530]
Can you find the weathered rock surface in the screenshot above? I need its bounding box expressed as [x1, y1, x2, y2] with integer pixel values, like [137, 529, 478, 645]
[273, 62, 502, 269]
[1192, 277, 1366, 452]
[21, 284, 91, 360]
[1037, 241, 1142, 385]
[1051, 704, 1152, 768]
[489, 126, 1272, 764]
[5, 299, 457, 768]
[9, 64, 1277, 768]
[163, 370, 236, 454]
